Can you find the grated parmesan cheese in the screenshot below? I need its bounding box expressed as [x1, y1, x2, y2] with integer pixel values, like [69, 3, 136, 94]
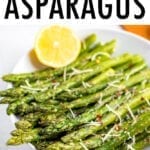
[126, 104, 137, 123]
[127, 144, 135, 150]
[86, 121, 101, 126]
[63, 67, 67, 82]
[80, 139, 88, 150]
[20, 85, 48, 92]
[82, 81, 92, 88]
[106, 104, 122, 123]
[25, 79, 31, 87]
[69, 108, 76, 119]
[145, 98, 150, 106]
[69, 68, 93, 78]
[102, 126, 115, 142]
[53, 82, 60, 90]
[97, 93, 103, 107]
[126, 135, 136, 150]
[91, 52, 111, 61]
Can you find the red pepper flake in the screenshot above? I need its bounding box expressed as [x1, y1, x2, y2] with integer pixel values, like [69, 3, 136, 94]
[51, 80, 56, 83]
[128, 63, 134, 69]
[141, 97, 145, 101]
[96, 114, 103, 124]
[114, 90, 124, 99]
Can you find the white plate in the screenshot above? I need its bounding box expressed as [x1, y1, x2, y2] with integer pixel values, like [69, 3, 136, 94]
[11, 28, 150, 149]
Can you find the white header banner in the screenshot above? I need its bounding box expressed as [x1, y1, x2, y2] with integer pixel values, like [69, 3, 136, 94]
[0, 0, 149, 26]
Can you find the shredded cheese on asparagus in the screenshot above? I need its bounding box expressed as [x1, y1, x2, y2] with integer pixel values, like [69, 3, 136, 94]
[86, 121, 101, 126]
[64, 88, 73, 95]
[125, 90, 132, 100]
[105, 80, 124, 90]
[53, 82, 60, 90]
[91, 52, 111, 61]
[145, 98, 150, 106]
[126, 66, 144, 81]
[108, 83, 124, 89]
[25, 79, 31, 87]
[126, 104, 137, 123]
[102, 126, 115, 142]
[69, 68, 93, 78]
[97, 93, 103, 107]
[106, 104, 122, 123]
[141, 79, 147, 88]
[127, 144, 135, 150]
[20, 85, 48, 92]
[80, 140, 88, 150]
[69, 108, 76, 119]
[127, 135, 136, 150]
[82, 81, 91, 88]
[126, 131, 132, 139]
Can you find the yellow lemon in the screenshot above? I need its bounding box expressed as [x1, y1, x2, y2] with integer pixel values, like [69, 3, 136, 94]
[35, 25, 81, 68]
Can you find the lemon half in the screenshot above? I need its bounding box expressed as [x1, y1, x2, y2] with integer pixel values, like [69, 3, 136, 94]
[35, 25, 81, 68]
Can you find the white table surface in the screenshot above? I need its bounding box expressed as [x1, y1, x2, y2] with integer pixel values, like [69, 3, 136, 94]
[0, 25, 149, 150]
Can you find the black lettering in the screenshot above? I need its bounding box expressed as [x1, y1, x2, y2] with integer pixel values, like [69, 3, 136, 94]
[134, 0, 145, 19]
[5, 0, 19, 19]
[117, 0, 129, 19]
[37, 0, 48, 19]
[67, 0, 79, 19]
[49, 0, 64, 19]
[81, 0, 96, 19]
[22, 0, 33, 19]
[98, 0, 112, 19]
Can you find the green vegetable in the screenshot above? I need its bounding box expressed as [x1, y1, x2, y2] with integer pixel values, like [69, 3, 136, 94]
[45, 111, 150, 150]
[1, 36, 150, 150]
[61, 87, 150, 142]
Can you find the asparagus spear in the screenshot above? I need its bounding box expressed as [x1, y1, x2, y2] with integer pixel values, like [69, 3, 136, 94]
[15, 106, 91, 130]
[61, 87, 150, 143]
[33, 141, 50, 150]
[80, 33, 97, 52]
[7, 129, 40, 145]
[15, 112, 42, 130]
